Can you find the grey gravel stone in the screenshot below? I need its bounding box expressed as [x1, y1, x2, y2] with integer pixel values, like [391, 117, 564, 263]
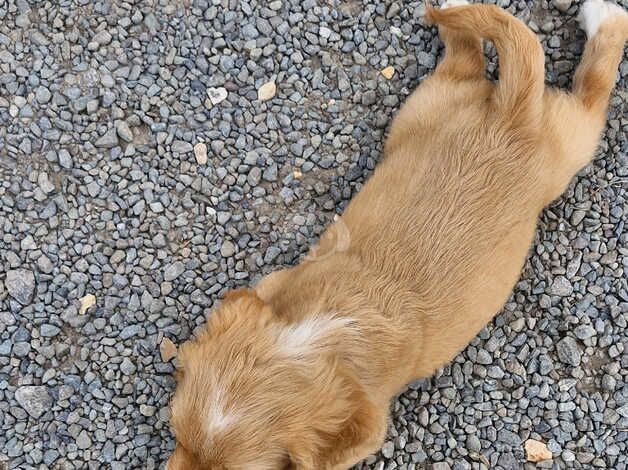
[466, 435, 481, 453]
[417, 51, 436, 68]
[172, 140, 193, 153]
[381, 441, 394, 459]
[164, 262, 185, 281]
[37, 172, 55, 194]
[116, 120, 134, 143]
[264, 246, 282, 263]
[574, 324, 595, 340]
[40, 324, 61, 337]
[221, 240, 237, 258]
[76, 430, 92, 450]
[556, 336, 582, 366]
[35, 86, 52, 104]
[550, 276, 573, 296]
[498, 428, 522, 446]
[5, 269, 35, 305]
[14, 386, 53, 419]
[58, 149, 73, 169]
[432, 463, 451, 470]
[553, 0, 572, 12]
[263, 164, 278, 182]
[120, 358, 136, 375]
[95, 128, 119, 148]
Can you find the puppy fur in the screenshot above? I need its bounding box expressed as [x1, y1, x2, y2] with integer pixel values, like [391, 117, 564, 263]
[168, 2, 628, 469]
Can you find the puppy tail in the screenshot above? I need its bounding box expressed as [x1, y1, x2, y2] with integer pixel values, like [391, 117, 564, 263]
[427, 4, 545, 129]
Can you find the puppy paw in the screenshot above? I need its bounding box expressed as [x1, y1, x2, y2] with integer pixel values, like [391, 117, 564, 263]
[442, 0, 469, 9]
[579, 0, 627, 38]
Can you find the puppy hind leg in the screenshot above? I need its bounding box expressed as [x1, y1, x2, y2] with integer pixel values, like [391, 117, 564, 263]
[542, 0, 628, 198]
[540, 92, 604, 203]
[426, 4, 545, 129]
[573, 0, 628, 117]
[433, 0, 485, 81]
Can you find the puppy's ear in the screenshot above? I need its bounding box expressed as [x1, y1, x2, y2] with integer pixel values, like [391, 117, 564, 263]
[285, 445, 315, 470]
[210, 287, 275, 333]
[175, 289, 272, 381]
[221, 288, 272, 319]
[287, 391, 387, 469]
[167, 444, 204, 470]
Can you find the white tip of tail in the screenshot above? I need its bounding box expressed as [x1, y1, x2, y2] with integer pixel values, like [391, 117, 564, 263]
[442, 0, 470, 8]
[579, 0, 627, 38]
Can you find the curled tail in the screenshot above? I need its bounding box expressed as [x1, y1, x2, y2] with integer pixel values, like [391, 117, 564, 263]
[426, 4, 545, 129]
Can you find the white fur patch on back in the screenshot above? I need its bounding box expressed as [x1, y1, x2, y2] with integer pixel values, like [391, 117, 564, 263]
[205, 386, 236, 437]
[579, 0, 627, 38]
[277, 315, 355, 356]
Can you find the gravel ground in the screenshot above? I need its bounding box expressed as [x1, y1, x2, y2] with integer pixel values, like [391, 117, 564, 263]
[0, 0, 626, 469]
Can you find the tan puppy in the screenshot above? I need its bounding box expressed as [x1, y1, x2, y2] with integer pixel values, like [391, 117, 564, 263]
[167, 1, 628, 469]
